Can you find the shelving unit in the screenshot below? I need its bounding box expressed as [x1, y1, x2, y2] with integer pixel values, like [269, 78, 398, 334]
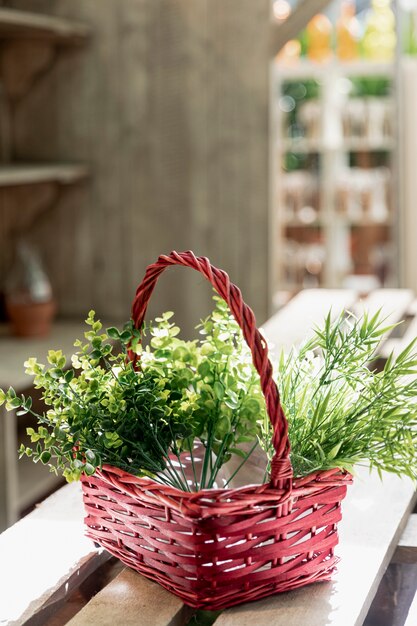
[281, 137, 395, 153]
[272, 59, 396, 295]
[0, 163, 89, 187]
[0, 7, 91, 530]
[0, 7, 90, 43]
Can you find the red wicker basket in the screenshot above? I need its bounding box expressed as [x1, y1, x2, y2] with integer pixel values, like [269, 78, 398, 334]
[81, 251, 352, 610]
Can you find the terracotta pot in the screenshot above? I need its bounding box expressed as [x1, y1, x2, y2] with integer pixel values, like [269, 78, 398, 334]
[6, 298, 56, 338]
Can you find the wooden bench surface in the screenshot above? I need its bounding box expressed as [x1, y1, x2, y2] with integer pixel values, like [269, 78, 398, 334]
[1, 289, 416, 626]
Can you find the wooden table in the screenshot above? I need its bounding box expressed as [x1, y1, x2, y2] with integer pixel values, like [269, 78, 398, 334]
[1, 289, 416, 626]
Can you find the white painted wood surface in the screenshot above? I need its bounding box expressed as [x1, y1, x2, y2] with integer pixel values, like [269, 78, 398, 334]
[261, 289, 357, 353]
[398, 515, 417, 550]
[393, 513, 417, 564]
[0, 483, 105, 626]
[351, 289, 414, 322]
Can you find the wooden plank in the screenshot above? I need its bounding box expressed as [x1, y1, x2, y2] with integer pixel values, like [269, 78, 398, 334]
[67, 568, 191, 626]
[405, 590, 417, 626]
[216, 469, 417, 626]
[0, 8, 90, 43]
[379, 298, 417, 359]
[270, 0, 333, 56]
[261, 288, 357, 353]
[0, 483, 107, 625]
[352, 290, 415, 359]
[352, 289, 414, 322]
[392, 514, 417, 564]
[0, 163, 89, 187]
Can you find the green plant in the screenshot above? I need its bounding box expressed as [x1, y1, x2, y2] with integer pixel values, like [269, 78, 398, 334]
[259, 311, 417, 480]
[0, 298, 263, 491]
[1, 303, 416, 492]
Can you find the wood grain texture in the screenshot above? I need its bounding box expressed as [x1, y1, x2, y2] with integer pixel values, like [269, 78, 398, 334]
[8, 0, 272, 329]
[67, 569, 191, 626]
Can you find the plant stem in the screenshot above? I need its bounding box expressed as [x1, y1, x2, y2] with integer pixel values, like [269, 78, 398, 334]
[223, 441, 260, 488]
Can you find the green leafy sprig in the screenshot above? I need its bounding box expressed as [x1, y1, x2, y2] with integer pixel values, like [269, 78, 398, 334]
[258, 311, 417, 480]
[0, 299, 263, 490]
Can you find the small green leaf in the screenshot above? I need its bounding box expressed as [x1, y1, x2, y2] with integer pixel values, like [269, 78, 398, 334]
[119, 331, 132, 342]
[213, 380, 224, 400]
[64, 370, 74, 383]
[85, 449, 96, 462]
[84, 463, 96, 476]
[106, 327, 120, 339]
[40, 451, 51, 464]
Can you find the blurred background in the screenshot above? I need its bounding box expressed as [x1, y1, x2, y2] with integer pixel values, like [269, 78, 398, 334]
[0, 0, 416, 527]
[272, 0, 417, 310]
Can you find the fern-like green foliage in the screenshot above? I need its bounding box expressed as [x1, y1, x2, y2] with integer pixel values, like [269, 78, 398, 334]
[258, 311, 417, 480]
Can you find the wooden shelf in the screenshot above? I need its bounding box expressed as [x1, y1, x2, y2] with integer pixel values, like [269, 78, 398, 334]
[0, 164, 89, 188]
[285, 220, 322, 228]
[285, 217, 391, 229]
[281, 137, 394, 154]
[0, 8, 90, 44]
[274, 59, 395, 80]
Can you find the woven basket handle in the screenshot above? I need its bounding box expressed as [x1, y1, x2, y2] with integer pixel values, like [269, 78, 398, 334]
[130, 251, 292, 488]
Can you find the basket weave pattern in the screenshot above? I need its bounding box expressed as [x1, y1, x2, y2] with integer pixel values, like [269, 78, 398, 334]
[81, 251, 352, 610]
